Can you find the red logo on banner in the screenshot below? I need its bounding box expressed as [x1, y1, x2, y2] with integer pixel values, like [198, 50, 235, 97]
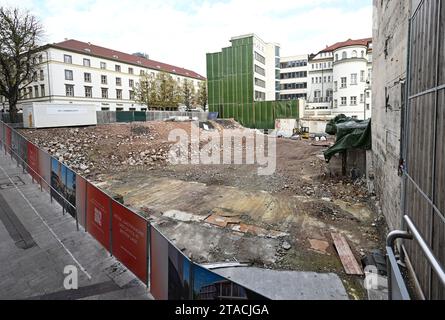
[111, 201, 148, 283]
[27, 142, 40, 181]
[5, 126, 11, 153]
[86, 183, 110, 251]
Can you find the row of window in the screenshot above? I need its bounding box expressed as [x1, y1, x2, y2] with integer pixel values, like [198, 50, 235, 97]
[335, 50, 366, 62]
[31, 70, 45, 82]
[281, 82, 307, 90]
[64, 84, 135, 100]
[280, 71, 307, 80]
[312, 76, 332, 84]
[254, 52, 266, 65]
[254, 90, 266, 101]
[311, 61, 332, 70]
[280, 93, 307, 100]
[333, 72, 367, 90]
[281, 60, 308, 69]
[64, 54, 137, 74]
[21, 85, 46, 99]
[333, 95, 369, 107]
[254, 64, 265, 76]
[64, 69, 137, 87]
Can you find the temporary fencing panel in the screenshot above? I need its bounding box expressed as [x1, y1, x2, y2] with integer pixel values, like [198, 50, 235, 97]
[50, 157, 66, 207]
[76, 175, 87, 227]
[86, 182, 111, 251]
[5, 126, 11, 153]
[111, 200, 148, 284]
[65, 166, 76, 217]
[27, 141, 40, 182]
[150, 226, 169, 300]
[168, 243, 192, 300]
[116, 111, 134, 123]
[134, 111, 146, 122]
[38, 149, 51, 191]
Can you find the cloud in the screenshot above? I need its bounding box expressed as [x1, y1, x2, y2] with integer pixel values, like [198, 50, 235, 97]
[0, 0, 372, 76]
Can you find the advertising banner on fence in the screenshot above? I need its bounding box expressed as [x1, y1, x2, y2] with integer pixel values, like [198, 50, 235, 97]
[27, 141, 40, 182]
[150, 226, 169, 300]
[38, 149, 51, 191]
[111, 201, 148, 283]
[76, 175, 87, 227]
[50, 157, 65, 207]
[168, 243, 192, 300]
[193, 264, 267, 300]
[65, 166, 76, 217]
[86, 183, 111, 251]
[5, 125, 11, 154]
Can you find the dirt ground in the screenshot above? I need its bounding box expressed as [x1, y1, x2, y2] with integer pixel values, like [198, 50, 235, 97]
[20, 120, 386, 300]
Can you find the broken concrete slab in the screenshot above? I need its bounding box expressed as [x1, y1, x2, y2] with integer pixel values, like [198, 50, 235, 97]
[309, 239, 330, 255]
[204, 214, 241, 228]
[163, 210, 207, 223]
[231, 223, 288, 239]
[211, 267, 349, 300]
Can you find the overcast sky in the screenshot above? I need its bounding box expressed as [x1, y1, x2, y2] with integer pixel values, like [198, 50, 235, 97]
[0, 0, 372, 76]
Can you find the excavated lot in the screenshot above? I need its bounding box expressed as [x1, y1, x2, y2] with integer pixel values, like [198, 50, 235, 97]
[20, 120, 386, 299]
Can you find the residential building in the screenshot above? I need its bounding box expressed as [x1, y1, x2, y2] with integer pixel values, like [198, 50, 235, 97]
[279, 55, 309, 101]
[307, 50, 334, 110]
[17, 39, 205, 111]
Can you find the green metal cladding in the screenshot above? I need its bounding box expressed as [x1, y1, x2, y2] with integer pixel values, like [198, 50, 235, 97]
[207, 36, 299, 130]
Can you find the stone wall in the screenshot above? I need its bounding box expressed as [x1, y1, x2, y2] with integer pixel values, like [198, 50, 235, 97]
[371, 0, 412, 230]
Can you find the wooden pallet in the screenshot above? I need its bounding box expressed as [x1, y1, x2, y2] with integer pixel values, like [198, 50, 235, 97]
[331, 233, 364, 275]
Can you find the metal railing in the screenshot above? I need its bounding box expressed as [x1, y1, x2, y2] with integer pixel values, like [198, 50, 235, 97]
[386, 215, 445, 300]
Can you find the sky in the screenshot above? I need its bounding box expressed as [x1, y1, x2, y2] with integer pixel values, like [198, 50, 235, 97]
[0, 0, 373, 76]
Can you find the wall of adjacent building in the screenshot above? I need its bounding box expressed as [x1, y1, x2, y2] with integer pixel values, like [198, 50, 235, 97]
[371, 0, 411, 230]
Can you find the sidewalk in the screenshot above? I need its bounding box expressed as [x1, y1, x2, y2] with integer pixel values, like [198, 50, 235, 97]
[0, 151, 152, 300]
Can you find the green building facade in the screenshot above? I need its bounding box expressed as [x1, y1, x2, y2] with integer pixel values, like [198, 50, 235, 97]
[207, 35, 299, 130]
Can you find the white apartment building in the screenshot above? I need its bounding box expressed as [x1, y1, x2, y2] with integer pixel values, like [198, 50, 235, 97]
[306, 38, 372, 120]
[15, 39, 205, 111]
[279, 55, 309, 101]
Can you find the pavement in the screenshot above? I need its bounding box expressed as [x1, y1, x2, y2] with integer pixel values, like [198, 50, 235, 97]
[0, 150, 153, 300]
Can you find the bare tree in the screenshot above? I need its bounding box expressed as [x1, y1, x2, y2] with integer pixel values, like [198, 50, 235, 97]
[0, 7, 43, 122]
[196, 81, 207, 111]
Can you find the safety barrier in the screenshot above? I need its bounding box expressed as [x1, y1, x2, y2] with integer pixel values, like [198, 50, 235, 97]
[0, 120, 268, 300]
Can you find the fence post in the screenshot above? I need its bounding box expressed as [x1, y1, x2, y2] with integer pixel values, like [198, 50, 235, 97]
[109, 198, 113, 257]
[146, 223, 150, 290]
[84, 181, 88, 232]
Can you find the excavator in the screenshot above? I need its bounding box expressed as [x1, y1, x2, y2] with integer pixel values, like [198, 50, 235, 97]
[293, 127, 310, 139]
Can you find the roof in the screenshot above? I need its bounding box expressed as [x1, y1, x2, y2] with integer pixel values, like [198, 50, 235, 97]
[48, 39, 205, 80]
[320, 38, 372, 53]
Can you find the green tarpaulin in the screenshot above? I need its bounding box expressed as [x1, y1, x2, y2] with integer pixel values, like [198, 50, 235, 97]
[324, 115, 372, 162]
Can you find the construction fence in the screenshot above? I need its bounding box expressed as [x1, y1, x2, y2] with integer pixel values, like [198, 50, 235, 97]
[210, 100, 300, 130]
[97, 111, 210, 124]
[0, 120, 268, 300]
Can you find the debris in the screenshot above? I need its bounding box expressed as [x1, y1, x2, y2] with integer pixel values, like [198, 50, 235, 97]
[282, 241, 292, 250]
[308, 239, 330, 255]
[331, 233, 364, 275]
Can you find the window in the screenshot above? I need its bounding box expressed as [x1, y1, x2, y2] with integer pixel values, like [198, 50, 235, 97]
[361, 51, 365, 58]
[360, 94, 364, 103]
[366, 91, 370, 98]
[129, 90, 135, 100]
[40, 84, 45, 97]
[366, 104, 370, 110]
[39, 70, 44, 81]
[335, 54, 338, 61]
[342, 51, 347, 59]
[128, 67, 134, 74]
[101, 75, 107, 84]
[351, 96, 357, 105]
[352, 50, 357, 58]
[334, 81, 338, 92]
[341, 77, 347, 88]
[351, 74, 357, 85]
[83, 58, 91, 67]
[115, 65, 121, 72]
[34, 85, 39, 98]
[312, 77, 315, 84]
[129, 79, 134, 87]
[65, 70, 73, 80]
[334, 99, 338, 108]
[341, 97, 347, 106]
[28, 87, 33, 99]
[101, 88, 108, 99]
[360, 70, 365, 82]
[129, 107, 136, 111]
[255, 65, 265, 76]
[255, 91, 266, 101]
[65, 84, 74, 97]
[255, 78, 266, 88]
[323, 76, 326, 83]
[140, 70, 145, 75]
[116, 89, 122, 99]
[85, 86, 92, 98]
[101, 107, 110, 111]
[84, 72, 91, 82]
[254, 52, 265, 64]
[100, 62, 107, 69]
[116, 107, 124, 111]
[32, 71, 37, 81]
[116, 77, 122, 86]
[64, 55, 72, 64]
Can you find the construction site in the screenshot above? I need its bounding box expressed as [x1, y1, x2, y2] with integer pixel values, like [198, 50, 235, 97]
[19, 119, 385, 299]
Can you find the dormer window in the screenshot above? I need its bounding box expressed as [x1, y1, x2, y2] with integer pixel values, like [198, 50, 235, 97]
[84, 48, 91, 53]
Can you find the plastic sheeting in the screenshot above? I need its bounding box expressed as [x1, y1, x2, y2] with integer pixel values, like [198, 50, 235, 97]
[324, 115, 372, 162]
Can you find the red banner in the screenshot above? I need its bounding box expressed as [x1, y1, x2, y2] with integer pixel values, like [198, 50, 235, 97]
[5, 126, 11, 154]
[111, 201, 148, 283]
[27, 141, 40, 182]
[86, 183, 111, 251]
